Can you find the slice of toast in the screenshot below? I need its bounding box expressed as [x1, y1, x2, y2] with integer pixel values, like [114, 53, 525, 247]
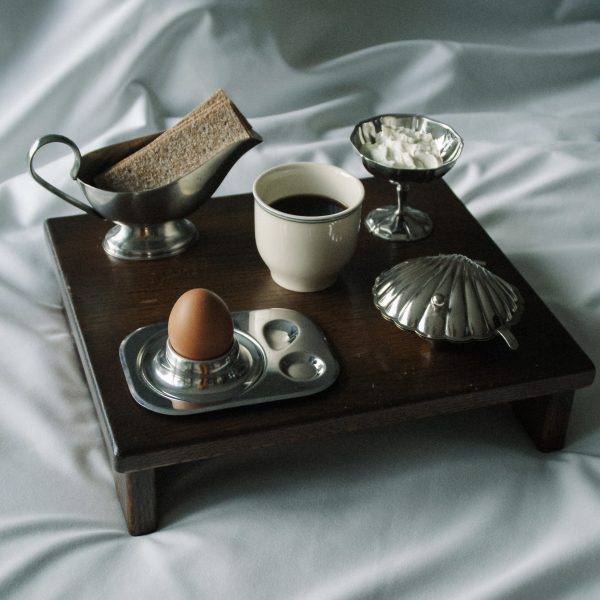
[167, 88, 229, 131]
[95, 90, 254, 192]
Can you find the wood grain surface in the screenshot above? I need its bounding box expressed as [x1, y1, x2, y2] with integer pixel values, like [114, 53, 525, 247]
[45, 177, 596, 473]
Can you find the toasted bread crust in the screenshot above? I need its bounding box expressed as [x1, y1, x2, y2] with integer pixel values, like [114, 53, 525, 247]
[95, 90, 254, 192]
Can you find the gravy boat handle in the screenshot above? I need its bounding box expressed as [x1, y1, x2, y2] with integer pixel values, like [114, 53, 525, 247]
[28, 134, 102, 218]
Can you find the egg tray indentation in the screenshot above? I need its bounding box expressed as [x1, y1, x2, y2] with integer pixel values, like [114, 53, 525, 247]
[119, 308, 340, 415]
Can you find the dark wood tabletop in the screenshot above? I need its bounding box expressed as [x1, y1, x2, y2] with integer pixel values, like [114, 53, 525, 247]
[45, 177, 595, 474]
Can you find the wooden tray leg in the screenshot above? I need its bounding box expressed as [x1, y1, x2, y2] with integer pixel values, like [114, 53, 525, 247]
[512, 391, 574, 452]
[114, 469, 157, 535]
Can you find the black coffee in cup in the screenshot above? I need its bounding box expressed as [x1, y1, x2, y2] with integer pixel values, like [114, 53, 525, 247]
[270, 194, 346, 217]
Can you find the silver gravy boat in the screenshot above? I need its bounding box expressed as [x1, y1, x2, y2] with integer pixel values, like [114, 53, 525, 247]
[28, 130, 262, 260]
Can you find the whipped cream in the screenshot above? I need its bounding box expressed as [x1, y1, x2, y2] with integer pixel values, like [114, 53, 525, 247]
[361, 125, 443, 169]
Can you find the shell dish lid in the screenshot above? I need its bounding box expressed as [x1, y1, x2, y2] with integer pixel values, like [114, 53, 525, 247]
[372, 254, 523, 349]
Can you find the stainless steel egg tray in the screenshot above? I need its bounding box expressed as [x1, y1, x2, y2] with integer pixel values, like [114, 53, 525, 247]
[119, 308, 339, 416]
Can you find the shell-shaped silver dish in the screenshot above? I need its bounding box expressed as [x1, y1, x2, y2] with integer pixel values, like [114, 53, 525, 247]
[373, 254, 523, 349]
[350, 114, 463, 184]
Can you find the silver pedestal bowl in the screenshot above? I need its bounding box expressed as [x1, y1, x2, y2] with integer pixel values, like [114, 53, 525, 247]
[28, 130, 262, 260]
[350, 114, 463, 242]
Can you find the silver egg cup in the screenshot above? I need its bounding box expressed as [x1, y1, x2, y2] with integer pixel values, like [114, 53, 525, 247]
[350, 114, 463, 242]
[28, 130, 262, 260]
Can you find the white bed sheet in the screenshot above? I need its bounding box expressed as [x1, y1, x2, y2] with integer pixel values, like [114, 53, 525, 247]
[1, 1, 599, 598]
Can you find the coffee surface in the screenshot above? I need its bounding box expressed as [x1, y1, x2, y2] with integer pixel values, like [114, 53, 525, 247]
[270, 194, 346, 217]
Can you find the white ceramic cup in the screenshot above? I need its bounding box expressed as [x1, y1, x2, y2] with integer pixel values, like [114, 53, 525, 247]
[253, 162, 364, 292]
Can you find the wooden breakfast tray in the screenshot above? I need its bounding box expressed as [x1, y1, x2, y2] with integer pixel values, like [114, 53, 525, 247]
[45, 177, 595, 535]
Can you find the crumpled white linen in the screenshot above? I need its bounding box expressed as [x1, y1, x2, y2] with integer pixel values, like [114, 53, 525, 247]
[1, 1, 599, 598]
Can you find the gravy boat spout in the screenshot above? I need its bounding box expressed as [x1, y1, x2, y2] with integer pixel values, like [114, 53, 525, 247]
[28, 130, 262, 260]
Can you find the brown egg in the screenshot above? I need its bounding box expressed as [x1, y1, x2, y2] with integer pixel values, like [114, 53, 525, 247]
[167, 288, 234, 360]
